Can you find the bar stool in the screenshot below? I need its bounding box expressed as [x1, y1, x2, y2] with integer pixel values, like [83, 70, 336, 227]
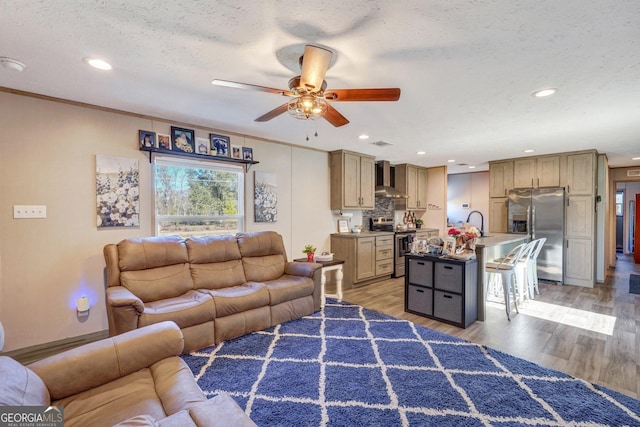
[485, 243, 528, 320]
[526, 238, 547, 298]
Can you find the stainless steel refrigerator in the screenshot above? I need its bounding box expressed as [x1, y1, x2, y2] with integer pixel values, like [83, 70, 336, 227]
[508, 187, 565, 283]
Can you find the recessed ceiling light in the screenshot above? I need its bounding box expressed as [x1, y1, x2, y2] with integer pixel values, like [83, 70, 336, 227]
[0, 57, 26, 72]
[417, 151, 426, 155]
[84, 57, 112, 70]
[524, 149, 535, 153]
[532, 88, 557, 98]
[358, 134, 369, 140]
[633, 157, 640, 160]
[447, 159, 455, 163]
[468, 166, 476, 169]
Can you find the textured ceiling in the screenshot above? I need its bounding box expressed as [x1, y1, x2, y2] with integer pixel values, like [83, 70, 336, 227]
[1, 1, 639, 172]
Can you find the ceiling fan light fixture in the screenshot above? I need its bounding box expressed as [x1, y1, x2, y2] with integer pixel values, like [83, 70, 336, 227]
[288, 96, 327, 120]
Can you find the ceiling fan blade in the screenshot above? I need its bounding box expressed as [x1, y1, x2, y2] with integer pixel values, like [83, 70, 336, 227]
[324, 88, 401, 102]
[255, 103, 289, 122]
[299, 45, 333, 93]
[324, 103, 350, 127]
[212, 79, 294, 97]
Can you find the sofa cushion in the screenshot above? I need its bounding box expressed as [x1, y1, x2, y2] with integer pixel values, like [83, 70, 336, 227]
[0, 356, 50, 406]
[118, 236, 188, 271]
[54, 368, 167, 427]
[241, 254, 286, 282]
[121, 263, 193, 303]
[236, 231, 287, 258]
[139, 291, 215, 329]
[186, 235, 242, 263]
[200, 283, 270, 318]
[190, 260, 246, 290]
[262, 275, 316, 306]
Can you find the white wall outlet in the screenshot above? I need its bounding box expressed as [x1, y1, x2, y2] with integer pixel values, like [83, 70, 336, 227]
[13, 205, 47, 219]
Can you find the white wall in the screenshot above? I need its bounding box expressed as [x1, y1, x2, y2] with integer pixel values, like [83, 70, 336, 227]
[447, 172, 489, 232]
[0, 91, 334, 352]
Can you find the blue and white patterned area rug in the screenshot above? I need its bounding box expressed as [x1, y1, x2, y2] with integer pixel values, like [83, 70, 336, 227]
[182, 300, 640, 426]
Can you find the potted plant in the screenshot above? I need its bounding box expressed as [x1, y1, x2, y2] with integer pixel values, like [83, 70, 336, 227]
[415, 218, 424, 229]
[302, 244, 316, 262]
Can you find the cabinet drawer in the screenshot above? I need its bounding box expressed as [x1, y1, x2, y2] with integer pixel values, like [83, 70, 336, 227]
[408, 258, 433, 287]
[407, 285, 433, 315]
[434, 263, 463, 293]
[433, 291, 462, 324]
[376, 235, 394, 246]
[376, 245, 393, 260]
[376, 259, 394, 276]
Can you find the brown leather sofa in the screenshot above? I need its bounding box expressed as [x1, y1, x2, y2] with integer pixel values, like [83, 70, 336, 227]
[104, 231, 322, 353]
[0, 321, 256, 427]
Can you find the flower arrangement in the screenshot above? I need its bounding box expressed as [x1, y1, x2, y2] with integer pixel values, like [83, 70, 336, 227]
[448, 226, 481, 258]
[302, 244, 316, 262]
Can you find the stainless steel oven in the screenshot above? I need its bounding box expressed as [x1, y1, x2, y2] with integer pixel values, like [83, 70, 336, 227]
[393, 232, 415, 278]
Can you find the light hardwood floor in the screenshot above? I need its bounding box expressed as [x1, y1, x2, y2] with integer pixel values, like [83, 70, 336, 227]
[338, 254, 640, 399]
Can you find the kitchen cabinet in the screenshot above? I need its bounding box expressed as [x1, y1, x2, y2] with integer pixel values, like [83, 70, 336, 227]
[565, 194, 595, 286]
[489, 161, 513, 198]
[329, 150, 375, 210]
[395, 164, 428, 209]
[489, 197, 508, 233]
[330, 233, 394, 289]
[415, 229, 439, 241]
[405, 255, 477, 328]
[513, 156, 560, 188]
[565, 152, 595, 195]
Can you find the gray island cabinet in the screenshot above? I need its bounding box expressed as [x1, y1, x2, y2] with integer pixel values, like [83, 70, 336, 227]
[405, 254, 478, 328]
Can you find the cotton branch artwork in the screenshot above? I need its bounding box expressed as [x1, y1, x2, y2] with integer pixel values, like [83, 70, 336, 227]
[96, 155, 140, 228]
[254, 171, 277, 223]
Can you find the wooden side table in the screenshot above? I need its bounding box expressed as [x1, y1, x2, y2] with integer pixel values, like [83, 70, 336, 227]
[294, 258, 345, 307]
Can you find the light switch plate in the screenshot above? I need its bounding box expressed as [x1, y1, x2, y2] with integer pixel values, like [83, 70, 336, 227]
[13, 205, 47, 219]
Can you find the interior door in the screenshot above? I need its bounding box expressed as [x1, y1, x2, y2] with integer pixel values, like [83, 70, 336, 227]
[635, 194, 639, 264]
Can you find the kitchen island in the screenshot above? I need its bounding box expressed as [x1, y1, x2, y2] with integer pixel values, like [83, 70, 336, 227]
[475, 233, 529, 320]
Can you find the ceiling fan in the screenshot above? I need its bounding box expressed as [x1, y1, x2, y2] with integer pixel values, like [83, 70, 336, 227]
[212, 45, 401, 127]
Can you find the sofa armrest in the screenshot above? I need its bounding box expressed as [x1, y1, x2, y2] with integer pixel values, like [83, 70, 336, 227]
[28, 321, 184, 401]
[106, 286, 145, 335]
[284, 261, 321, 278]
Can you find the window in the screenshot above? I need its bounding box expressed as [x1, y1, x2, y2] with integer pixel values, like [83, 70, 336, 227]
[616, 191, 623, 217]
[154, 156, 244, 237]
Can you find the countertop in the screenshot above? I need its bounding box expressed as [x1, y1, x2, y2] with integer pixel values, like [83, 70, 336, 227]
[331, 231, 394, 237]
[474, 233, 528, 248]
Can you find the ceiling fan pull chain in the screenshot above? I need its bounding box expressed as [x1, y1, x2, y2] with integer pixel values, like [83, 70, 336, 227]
[314, 120, 318, 138]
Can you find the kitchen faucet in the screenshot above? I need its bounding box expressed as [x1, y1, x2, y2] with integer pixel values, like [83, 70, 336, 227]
[466, 210, 484, 237]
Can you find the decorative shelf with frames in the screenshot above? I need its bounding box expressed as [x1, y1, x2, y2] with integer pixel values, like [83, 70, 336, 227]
[140, 147, 259, 171]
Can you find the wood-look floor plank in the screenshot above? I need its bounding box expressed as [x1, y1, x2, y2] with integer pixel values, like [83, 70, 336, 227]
[340, 253, 640, 398]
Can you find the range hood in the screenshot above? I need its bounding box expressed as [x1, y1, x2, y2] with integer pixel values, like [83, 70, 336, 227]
[375, 161, 407, 199]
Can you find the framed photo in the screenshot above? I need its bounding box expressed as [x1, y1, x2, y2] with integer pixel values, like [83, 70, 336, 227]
[171, 126, 195, 153]
[195, 137, 210, 155]
[337, 219, 349, 233]
[210, 133, 230, 157]
[231, 144, 242, 159]
[242, 147, 253, 161]
[443, 237, 456, 255]
[157, 133, 171, 150]
[139, 130, 155, 149]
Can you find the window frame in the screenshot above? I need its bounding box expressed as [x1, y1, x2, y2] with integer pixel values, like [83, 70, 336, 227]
[152, 155, 245, 236]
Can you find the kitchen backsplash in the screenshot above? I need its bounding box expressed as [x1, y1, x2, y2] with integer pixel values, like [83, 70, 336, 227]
[362, 198, 396, 230]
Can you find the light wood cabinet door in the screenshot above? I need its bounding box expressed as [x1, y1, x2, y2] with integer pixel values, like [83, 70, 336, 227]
[356, 237, 376, 281]
[513, 158, 535, 188]
[489, 197, 508, 233]
[566, 195, 594, 238]
[566, 153, 594, 195]
[536, 156, 560, 187]
[359, 155, 375, 209]
[565, 238, 593, 286]
[406, 165, 418, 209]
[416, 167, 428, 208]
[489, 161, 513, 197]
[342, 152, 362, 208]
